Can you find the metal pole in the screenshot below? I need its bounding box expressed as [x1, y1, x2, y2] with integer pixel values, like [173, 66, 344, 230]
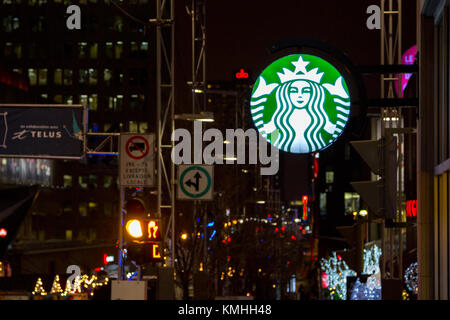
[156, 0, 162, 220]
[171, 0, 176, 269]
[118, 186, 125, 280]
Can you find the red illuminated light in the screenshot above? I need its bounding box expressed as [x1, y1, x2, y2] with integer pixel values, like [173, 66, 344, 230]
[235, 68, 249, 79]
[0, 228, 7, 238]
[406, 200, 417, 218]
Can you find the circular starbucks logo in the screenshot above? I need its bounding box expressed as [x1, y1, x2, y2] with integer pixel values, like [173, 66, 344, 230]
[251, 54, 351, 154]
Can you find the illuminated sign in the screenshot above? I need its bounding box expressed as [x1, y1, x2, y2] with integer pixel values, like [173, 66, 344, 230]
[152, 243, 162, 261]
[395, 45, 417, 98]
[406, 200, 417, 218]
[250, 54, 351, 154]
[0, 228, 6, 238]
[235, 68, 249, 79]
[302, 195, 309, 220]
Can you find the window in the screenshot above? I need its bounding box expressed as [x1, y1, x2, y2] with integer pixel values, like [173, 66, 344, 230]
[2, 16, 19, 32]
[65, 230, 73, 241]
[325, 171, 334, 184]
[88, 174, 98, 189]
[104, 68, 112, 85]
[139, 122, 148, 133]
[38, 69, 47, 86]
[88, 201, 98, 214]
[63, 95, 73, 104]
[130, 94, 145, 111]
[113, 69, 124, 85]
[89, 94, 98, 111]
[4, 43, 22, 59]
[129, 69, 138, 85]
[63, 69, 72, 85]
[79, 68, 88, 84]
[111, 16, 123, 32]
[103, 175, 113, 188]
[78, 42, 88, 58]
[53, 95, 62, 103]
[63, 175, 72, 187]
[129, 121, 138, 133]
[54, 68, 62, 85]
[344, 192, 360, 215]
[115, 41, 123, 59]
[89, 43, 98, 59]
[104, 123, 111, 132]
[130, 42, 139, 58]
[108, 95, 123, 111]
[104, 202, 112, 216]
[105, 42, 113, 59]
[28, 68, 37, 86]
[89, 68, 97, 85]
[78, 176, 88, 189]
[63, 43, 73, 59]
[140, 42, 149, 57]
[79, 202, 87, 216]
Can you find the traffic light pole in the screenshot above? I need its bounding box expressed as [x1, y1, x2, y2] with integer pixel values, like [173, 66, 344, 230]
[118, 186, 125, 280]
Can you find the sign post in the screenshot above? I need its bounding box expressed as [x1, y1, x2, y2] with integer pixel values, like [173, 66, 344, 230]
[118, 133, 155, 280]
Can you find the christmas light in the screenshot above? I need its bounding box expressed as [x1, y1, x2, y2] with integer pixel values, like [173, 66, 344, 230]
[320, 252, 356, 300]
[32, 277, 47, 296]
[404, 262, 418, 295]
[50, 275, 63, 294]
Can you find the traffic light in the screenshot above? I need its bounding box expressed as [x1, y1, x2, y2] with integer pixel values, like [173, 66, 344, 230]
[124, 198, 162, 264]
[350, 135, 397, 220]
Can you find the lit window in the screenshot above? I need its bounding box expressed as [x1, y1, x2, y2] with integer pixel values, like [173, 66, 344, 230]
[115, 41, 123, 59]
[111, 16, 123, 32]
[78, 176, 88, 189]
[79, 94, 88, 106]
[63, 175, 72, 187]
[88, 68, 97, 85]
[104, 123, 111, 132]
[89, 43, 98, 59]
[54, 68, 62, 85]
[3, 42, 12, 57]
[139, 122, 148, 133]
[130, 94, 145, 111]
[28, 68, 37, 86]
[64, 95, 73, 104]
[53, 95, 62, 103]
[63, 69, 72, 86]
[38, 69, 47, 86]
[325, 171, 334, 184]
[89, 94, 98, 111]
[105, 42, 113, 59]
[104, 68, 112, 85]
[79, 202, 88, 216]
[344, 192, 361, 215]
[104, 175, 113, 188]
[129, 121, 138, 133]
[79, 68, 88, 84]
[65, 230, 73, 241]
[78, 42, 88, 58]
[108, 95, 123, 111]
[88, 174, 98, 189]
[130, 42, 138, 57]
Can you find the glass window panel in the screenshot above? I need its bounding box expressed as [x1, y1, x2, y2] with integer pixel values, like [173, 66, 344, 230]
[79, 68, 88, 84]
[38, 69, 47, 85]
[63, 174, 72, 187]
[139, 122, 148, 133]
[78, 176, 88, 189]
[89, 94, 98, 111]
[79, 202, 87, 216]
[104, 68, 112, 85]
[103, 175, 113, 188]
[79, 94, 88, 106]
[89, 43, 98, 59]
[88, 68, 97, 85]
[53, 95, 62, 103]
[115, 41, 123, 59]
[105, 42, 113, 59]
[63, 69, 72, 85]
[54, 68, 62, 85]
[129, 121, 138, 133]
[28, 68, 37, 86]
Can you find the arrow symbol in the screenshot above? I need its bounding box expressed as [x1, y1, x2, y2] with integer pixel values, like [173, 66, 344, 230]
[185, 171, 202, 192]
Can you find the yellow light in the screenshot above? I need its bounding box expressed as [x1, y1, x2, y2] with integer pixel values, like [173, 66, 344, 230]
[181, 233, 188, 240]
[272, 284, 276, 288]
[232, 220, 237, 225]
[126, 219, 143, 238]
[359, 209, 368, 217]
[258, 268, 262, 273]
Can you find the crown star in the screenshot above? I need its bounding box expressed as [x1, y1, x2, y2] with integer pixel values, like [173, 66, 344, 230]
[277, 56, 325, 84]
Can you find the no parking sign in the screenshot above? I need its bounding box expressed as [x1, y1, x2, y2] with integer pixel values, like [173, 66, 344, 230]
[119, 133, 155, 187]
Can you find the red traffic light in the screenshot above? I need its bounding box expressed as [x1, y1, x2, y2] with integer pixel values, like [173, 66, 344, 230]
[0, 228, 7, 238]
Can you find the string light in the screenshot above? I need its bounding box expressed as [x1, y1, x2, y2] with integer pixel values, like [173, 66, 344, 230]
[404, 262, 418, 295]
[50, 275, 63, 294]
[32, 277, 47, 296]
[320, 252, 356, 300]
[33, 274, 109, 298]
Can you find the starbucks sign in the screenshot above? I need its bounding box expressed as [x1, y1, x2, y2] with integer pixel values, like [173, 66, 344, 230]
[251, 54, 351, 154]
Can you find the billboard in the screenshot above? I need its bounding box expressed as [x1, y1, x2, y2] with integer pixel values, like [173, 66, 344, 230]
[0, 104, 87, 159]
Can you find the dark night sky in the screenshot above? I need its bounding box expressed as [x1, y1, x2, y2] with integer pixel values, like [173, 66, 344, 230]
[176, 0, 417, 202]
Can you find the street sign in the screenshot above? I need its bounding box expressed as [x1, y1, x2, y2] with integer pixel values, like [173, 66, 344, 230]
[177, 165, 213, 200]
[0, 104, 87, 159]
[119, 133, 155, 187]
